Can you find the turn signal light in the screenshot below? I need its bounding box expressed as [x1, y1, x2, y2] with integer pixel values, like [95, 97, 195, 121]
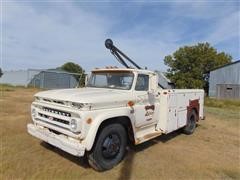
[128, 101, 135, 107]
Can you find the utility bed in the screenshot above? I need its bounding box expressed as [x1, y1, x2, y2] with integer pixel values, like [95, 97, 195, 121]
[157, 89, 204, 133]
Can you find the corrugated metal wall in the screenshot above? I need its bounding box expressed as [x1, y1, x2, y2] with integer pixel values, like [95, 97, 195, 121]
[29, 71, 79, 89]
[209, 61, 240, 99]
[0, 69, 80, 89]
[0, 70, 29, 86]
[216, 84, 240, 99]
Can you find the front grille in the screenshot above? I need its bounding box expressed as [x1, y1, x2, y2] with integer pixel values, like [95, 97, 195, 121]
[42, 107, 71, 117]
[42, 98, 65, 105]
[34, 104, 74, 130]
[38, 113, 70, 125]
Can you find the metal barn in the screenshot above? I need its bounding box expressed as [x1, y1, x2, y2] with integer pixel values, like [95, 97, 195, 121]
[209, 60, 240, 99]
[0, 69, 81, 89]
[28, 70, 79, 89]
[0, 70, 40, 86]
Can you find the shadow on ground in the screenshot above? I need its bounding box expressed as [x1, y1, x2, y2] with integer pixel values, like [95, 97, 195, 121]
[118, 129, 183, 180]
[40, 142, 90, 169]
[40, 128, 189, 179]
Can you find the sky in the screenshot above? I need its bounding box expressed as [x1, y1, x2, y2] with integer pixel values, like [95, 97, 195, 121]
[1, 0, 240, 72]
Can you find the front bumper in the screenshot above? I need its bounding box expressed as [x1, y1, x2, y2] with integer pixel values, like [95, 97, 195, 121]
[27, 124, 85, 157]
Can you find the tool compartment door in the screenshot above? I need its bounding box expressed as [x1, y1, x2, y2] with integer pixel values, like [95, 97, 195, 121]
[177, 93, 188, 128]
[166, 94, 178, 132]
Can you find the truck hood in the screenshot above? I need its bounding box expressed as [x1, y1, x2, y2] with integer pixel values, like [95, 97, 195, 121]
[35, 87, 133, 110]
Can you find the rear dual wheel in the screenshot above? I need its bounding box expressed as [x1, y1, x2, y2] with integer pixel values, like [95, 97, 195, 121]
[87, 123, 127, 171]
[183, 110, 197, 135]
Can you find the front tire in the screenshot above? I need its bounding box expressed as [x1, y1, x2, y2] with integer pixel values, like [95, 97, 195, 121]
[87, 123, 127, 171]
[183, 110, 197, 135]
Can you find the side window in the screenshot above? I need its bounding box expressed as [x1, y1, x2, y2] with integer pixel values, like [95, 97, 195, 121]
[135, 74, 149, 91]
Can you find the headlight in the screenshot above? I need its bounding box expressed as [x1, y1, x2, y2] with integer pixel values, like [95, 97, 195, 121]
[70, 119, 77, 131]
[71, 102, 84, 109]
[71, 102, 92, 110]
[31, 108, 37, 119]
[35, 97, 40, 101]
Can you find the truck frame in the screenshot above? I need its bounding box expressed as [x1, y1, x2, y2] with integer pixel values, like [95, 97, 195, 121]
[27, 39, 204, 171]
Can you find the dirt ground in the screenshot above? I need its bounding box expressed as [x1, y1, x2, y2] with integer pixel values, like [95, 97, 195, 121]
[1, 87, 240, 180]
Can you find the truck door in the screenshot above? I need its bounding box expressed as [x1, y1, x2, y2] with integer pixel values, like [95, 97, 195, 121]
[134, 74, 158, 127]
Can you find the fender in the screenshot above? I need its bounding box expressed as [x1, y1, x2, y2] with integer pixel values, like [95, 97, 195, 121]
[81, 107, 135, 151]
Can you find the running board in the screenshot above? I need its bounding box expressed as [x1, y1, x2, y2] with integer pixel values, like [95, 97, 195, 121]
[134, 124, 163, 145]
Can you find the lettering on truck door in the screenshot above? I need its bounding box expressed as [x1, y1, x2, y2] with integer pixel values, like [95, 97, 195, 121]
[134, 74, 157, 127]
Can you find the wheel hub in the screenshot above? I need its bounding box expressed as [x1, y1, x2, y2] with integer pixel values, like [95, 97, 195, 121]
[102, 134, 120, 159]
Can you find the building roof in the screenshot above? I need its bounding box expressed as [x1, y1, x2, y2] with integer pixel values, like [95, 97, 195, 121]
[28, 68, 82, 75]
[210, 60, 240, 72]
[91, 67, 155, 74]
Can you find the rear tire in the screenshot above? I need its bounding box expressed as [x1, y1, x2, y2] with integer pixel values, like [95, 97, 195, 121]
[183, 110, 197, 135]
[87, 123, 127, 171]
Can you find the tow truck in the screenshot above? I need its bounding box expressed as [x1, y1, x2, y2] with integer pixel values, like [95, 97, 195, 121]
[27, 39, 204, 171]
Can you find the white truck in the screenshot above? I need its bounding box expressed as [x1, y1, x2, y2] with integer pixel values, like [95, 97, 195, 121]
[27, 39, 204, 171]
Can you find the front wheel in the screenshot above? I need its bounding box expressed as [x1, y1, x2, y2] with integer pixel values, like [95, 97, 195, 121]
[87, 123, 127, 171]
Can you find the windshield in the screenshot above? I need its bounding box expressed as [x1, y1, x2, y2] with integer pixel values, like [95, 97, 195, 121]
[87, 71, 134, 90]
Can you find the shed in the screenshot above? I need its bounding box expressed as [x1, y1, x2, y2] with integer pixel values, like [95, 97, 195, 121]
[0, 70, 39, 86]
[0, 69, 81, 89]
[209, 60, 240, 99]
[28, 69, 79, 89]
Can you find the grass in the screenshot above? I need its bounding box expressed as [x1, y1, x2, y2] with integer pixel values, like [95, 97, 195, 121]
[221, 169, 240, 179]
[0, 84, 16, 91]
[205, 97, 240, 109]
[0, 83, 41, 92]
[0, 87, 240, 179]
[205, 97, 240, 120]
[0, 83, 31, 92]
[205, 107, 240, 120]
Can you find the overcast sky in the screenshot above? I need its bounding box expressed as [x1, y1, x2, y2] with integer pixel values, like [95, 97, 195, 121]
[1, 1, 239, 72]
